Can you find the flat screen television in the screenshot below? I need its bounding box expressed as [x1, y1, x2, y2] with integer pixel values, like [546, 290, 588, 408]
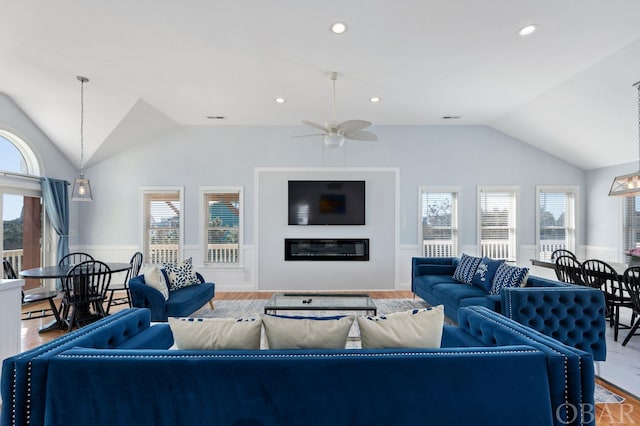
[288, 180, 365, 225]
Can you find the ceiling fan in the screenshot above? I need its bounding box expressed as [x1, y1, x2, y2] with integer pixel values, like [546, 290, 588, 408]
[295, 72, 378, 148]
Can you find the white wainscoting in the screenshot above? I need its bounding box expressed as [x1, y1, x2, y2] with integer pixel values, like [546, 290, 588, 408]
[74, 244, 257, 292]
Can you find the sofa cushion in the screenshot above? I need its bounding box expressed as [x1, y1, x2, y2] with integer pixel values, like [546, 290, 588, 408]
[261, 314, 354, 349]
[163, 257, 200, 290]
[471, 257, 505, 292]
[169, 317, 262, 350]
[431, 282, 488, 304]
[452, 254, 481, 284]
[490, 264, 529, 295]
[165, 284, 214, 318]
[141, 265, 169, 300]
[357, 305, 444, 349]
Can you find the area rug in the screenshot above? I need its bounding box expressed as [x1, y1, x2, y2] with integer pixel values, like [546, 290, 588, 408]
[191, 298, 624, 404]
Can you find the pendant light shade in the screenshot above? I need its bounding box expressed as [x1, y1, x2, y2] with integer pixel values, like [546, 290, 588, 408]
[71, 76, 93, 201]
[609, 81, 640, 197]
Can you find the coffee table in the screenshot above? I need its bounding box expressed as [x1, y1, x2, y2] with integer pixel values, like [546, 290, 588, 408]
[264, 293, 377, 316]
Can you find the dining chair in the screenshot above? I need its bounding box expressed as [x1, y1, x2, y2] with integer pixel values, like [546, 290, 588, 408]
[60, 260, 112, 331]
[106, 251, 143, 314]
[622, 266, 640, 346]
[582, 259, 632, 341]
[3, 258, 62, 322]
[550, 249, 577, 261]
[554, 255, 584, 285]
[58, 252, 94, 267]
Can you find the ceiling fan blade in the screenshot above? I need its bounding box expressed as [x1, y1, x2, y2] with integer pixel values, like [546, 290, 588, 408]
[291, 133, 326, 138]
[344, 130, 378, 141]
[302, 120, 328, 132]
[337, 120, 372, 133]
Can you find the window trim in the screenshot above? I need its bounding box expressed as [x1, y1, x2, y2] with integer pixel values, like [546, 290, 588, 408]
[477, 186, 519, 261]
[139, 186, 184, 264]
[535, 186, 578, 260]
[199, 186, 243, 267]
[418, 186, 460, 257]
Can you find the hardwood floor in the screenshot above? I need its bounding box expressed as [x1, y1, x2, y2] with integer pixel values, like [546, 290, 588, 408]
[16, 291, 640, 425]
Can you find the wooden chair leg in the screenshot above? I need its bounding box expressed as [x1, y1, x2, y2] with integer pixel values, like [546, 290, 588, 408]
[622, 317, 640, 346]
[208, 299, 215, 311]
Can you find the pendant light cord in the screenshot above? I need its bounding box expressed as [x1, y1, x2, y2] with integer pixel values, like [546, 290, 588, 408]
[77, 76, 89, 177]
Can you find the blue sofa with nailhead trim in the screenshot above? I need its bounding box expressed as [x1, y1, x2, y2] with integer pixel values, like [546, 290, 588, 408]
[412, 256, 607, 361]
[1, 307, 595, 426]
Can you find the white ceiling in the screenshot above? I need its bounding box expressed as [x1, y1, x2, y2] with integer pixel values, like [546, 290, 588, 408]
[2, 1, 640, 170]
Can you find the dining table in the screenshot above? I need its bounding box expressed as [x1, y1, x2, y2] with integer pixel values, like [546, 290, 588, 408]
[20, 262, 131, 333]
[530, 258, 630, 280]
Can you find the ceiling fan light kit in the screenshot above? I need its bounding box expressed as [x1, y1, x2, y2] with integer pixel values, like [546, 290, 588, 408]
[609, 81, 640, 197]
[296, 71, 378, 148]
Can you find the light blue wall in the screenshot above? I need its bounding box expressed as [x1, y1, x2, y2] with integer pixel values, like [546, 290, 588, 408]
[0, 94, 80, 244]
[77, 124, 586, 251]
[585, 161, 636, 260]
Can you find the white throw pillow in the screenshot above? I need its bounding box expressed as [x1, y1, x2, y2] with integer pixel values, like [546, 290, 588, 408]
[357, 305, 444, 349]
[141, 265, 169, 300]
[169, 317, 262, 350]
[261, 314, 355, 349]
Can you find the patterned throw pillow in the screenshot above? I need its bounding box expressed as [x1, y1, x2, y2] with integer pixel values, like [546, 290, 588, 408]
[163, 257, 200, 291]
[489, 263, 529, 295]
[452, 254, 482, 284]
[471, 257, 505, 292]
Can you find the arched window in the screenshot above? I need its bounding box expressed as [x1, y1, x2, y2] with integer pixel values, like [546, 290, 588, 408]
[0, 130, 40, 176]
[0, 130, 47, 290]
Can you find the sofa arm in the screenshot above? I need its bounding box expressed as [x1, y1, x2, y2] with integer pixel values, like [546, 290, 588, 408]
[411, 257, 457, 276]
[129, 276, 168, 322]
[500, 287, 607, 361]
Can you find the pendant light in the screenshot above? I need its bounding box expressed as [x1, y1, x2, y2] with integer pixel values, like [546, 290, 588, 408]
[71, 76, 93, 201]
[609, 81, 640, 197]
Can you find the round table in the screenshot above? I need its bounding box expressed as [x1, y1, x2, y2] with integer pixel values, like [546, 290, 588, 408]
[20, 262, 132, 332]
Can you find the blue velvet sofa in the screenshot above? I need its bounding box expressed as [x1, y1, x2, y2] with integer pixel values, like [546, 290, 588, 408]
[411, 256, 607, 361]
[1, 307, 595, 426]
[129, 272, 215, 322]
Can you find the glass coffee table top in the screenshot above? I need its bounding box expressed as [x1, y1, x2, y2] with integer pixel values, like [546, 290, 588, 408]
[264, 293, 377, 315]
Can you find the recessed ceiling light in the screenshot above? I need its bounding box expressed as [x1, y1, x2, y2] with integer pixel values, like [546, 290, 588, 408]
[517, 24, 537, 37]
[369, 96, 381, 103]
[330, 21, 348, 35]
[275, 97, 286, 104]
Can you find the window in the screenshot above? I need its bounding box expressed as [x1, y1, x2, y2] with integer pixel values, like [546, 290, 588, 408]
[419, 187, 458, 257]
[201, 188, 242, 265]
[624, 196, 640, 253]
[536, 187, 576, 260]
[141, 188, 183, 265]
[478, 187, 518, 261]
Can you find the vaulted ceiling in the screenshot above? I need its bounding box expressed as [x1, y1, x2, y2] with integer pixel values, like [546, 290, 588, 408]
[2, 1, 640, 170]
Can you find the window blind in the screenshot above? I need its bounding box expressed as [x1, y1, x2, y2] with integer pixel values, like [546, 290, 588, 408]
[538, 189, 576, 259]
[420, 190, 458, 257]
[143, 191, 181, 264]
[204, 191, 240, 264]
[624, 196, 640, 251]
[479, 189, 517, 260]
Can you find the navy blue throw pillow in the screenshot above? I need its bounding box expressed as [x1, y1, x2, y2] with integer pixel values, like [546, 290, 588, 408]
[452, 254, 482, 284]
[471, 257, 505, 292]
[490, 264, 529, 295]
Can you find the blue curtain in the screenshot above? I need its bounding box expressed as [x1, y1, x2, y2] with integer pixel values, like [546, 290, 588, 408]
[40, 177, 70, 266]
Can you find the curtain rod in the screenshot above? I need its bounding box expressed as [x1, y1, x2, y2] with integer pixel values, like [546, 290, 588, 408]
[0, 171, 70, 185]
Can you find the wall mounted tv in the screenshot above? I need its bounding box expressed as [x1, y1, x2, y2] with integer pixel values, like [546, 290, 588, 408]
[288, 180, 365, 225]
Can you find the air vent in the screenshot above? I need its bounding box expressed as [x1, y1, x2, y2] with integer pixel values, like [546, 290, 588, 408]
[442, 116, 461, 120]
[207, 116, 226, 120]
